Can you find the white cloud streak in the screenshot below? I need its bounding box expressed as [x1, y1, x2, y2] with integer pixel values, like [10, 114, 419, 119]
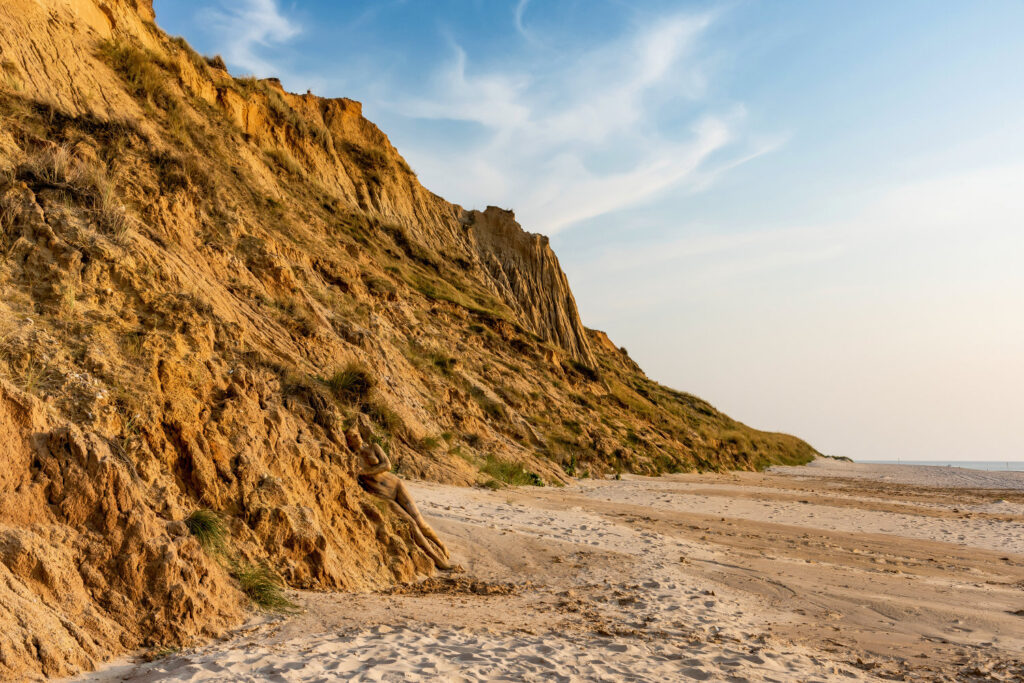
[566, 163, 1024, 318]
[389, 10, 758, 235]
[200, 0, 300, 76]
[513, 0, 533, 42]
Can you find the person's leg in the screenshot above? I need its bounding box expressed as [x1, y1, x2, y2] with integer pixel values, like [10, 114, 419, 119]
[387, 501, 450, 569]
[359, 476, 450, 568]
[395, 482, 449, 558]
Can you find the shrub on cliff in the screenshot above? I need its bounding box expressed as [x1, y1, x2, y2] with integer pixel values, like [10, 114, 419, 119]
[325, 362, 375, 403]
[479, 454, 545, 488]
[98, 40, 174, 110]
[185, 509, 227, 554]
[232, 564, 296, 613]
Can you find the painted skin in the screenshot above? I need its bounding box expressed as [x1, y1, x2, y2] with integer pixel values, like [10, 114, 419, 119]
[347, 416, 451, 570]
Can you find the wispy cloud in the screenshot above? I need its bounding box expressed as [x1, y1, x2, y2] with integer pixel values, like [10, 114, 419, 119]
[387, 9, 761, 235]
[564, 163, 1024, 320]
[513, 0, 534, 43]
[200, 0, 300, 76]
[401, 45, 531, 130]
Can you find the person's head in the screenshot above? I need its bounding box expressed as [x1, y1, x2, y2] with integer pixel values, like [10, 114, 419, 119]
[344, 425, 363, 451]
[356, 413, 375, 442]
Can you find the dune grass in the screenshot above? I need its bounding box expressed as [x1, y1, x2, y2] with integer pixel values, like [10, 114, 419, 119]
[324, 362, 375, 403]
[98, 40, 175, 111]
[184, 509, 226, 554]
[479, 454, 544, 488]
[365, 397, 404, 436]
[185, 510, 296, 612]
[231, 563, 296, 612]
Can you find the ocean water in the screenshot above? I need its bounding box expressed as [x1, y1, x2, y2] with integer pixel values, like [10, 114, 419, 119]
[856, 460, 1024, 472]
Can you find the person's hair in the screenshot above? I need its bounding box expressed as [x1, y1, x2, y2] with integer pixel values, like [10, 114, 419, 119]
[344, 427, 362, 451]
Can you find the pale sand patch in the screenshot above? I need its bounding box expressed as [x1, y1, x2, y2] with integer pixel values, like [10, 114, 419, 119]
[72, 624, 853, 682]
[71, 464, 1024, 682]
[575, 476, 1024, 554]
[771, 458, 1024, 491]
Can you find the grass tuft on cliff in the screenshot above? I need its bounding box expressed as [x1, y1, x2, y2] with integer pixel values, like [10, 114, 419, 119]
[185, 509, 227, 554]
[98, 40, 174, 110]
[479, 454, 545, 488]
[324, 362, 375, 403]
[365, 396, 404, 435]
[232, 564, 296, 613]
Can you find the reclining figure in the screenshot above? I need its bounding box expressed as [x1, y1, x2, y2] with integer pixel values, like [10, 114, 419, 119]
[346, 415, 451, 570]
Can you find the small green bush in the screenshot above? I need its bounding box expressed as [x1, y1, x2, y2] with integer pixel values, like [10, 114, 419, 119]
[232, 563, 296, 612]
[431, 354, 456, 375]
[185, 509, 226, 554]
[324, 362, 374, 403]
[479, 454, 544, 487]
[449, 445, 471, 463]
[563, 453, 578, 477]
[366, 398, 403, 434]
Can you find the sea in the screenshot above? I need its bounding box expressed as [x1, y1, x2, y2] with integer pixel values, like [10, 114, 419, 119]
[856, 460, 1024, 472]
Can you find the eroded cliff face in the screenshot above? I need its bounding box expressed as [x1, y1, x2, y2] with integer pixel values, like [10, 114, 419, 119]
[465, 207, 595, 367]
[0, 0, 159, 114]
[0, 379, 242, 676]
[0, 0, 816, 678]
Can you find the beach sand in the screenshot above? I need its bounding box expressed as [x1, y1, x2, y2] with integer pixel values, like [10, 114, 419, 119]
[70, 460, 1024, 682]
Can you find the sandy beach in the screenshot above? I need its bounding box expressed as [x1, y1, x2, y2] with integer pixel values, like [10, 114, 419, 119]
[70, 460, 1024, 682]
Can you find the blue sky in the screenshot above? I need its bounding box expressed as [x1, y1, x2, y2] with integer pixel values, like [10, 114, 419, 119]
[154, 0, 1024, 461]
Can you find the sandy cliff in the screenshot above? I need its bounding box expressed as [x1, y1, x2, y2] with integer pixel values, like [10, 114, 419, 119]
[466, 206, 595, 367]
[0, 0, 816, 678]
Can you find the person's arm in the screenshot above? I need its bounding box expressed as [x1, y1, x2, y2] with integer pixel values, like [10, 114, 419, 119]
[360, 443, 391, 476]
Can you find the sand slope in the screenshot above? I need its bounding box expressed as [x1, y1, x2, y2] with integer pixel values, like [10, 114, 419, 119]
[71, 463, 1024, 682]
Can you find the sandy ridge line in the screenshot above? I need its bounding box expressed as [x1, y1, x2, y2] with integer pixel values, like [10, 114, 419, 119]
[640, 484, 1024, 523]
[501, 484, 1024, 563]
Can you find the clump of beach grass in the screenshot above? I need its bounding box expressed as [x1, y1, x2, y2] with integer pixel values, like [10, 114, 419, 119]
[324, 361, 375, 403]
[184, 508, 227, 554]
[479, 454, 545, 487]
[232, 563, 296, 612]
